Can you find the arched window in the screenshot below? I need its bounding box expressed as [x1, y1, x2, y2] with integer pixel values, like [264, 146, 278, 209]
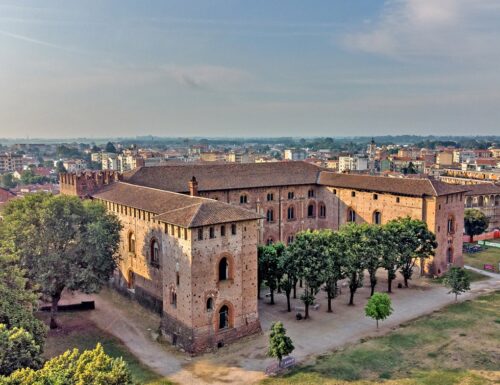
[447, 216, 455, 234]
[373, 211, 382, 225]
[465, 196, 473, 208]
[219, 257, 229, 281]
[239, 195, 248, 204]
[319, 203, 326, 218]
[287, 206, 295, 220]
[150, 239, 160, 266]
[307, 203, 316, 218]
[347, 208, 356, 223]
[266, 237, 274, 245]
[267, 193, 274, 201]
[478, 196, 484, 207]
[128, 232, 136, 253]
[170, 290, 177, 308]
[206, 297, 214, 311]
[287, 235, 294, 245]
[266, 209, 274, 222]
[447, 247, 454, 264]
[219, 305, 229, 329]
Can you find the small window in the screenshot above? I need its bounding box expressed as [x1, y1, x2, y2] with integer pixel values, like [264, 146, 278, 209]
[307, 204, 315, 218]
[266, 237, 274, 245]
[373, 194, 378, 200]
[221, 225, 226, 237]
[333, 189, 337, 195]
[176, 272, 180, 286]
[351, 191, 356, 197]
[287, 206, 295, 220]
[308, 189, 315, 198]
[150, 239, 160, 266]
[396, 197, 400, 203]
[319, 204, 326, 218]
[206, 297, 214, 311]
[128, 232, 136, 254]
[240, 195, 248, 204]
[219, 257, 228, 281]
[231, 224, 237, 235]
[170, 291, 177, 308]
[348, 208, 356, 223]
[184, 228, 188, 240]
[447, 217, 455, 234]
[373, 211, 382, 225]
[266, 209, 274, 223]
[267, 193, 274, 201]
[219, 305, 229, 329]
[209, 227, 215, 239]
[288, 191, 294, 200]
[287, 235, 294, 245]
[198, 228, 203, 240]
[177, 227, 181, 238]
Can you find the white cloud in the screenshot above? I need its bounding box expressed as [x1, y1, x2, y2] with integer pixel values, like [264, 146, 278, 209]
[342, 0, 500, 60]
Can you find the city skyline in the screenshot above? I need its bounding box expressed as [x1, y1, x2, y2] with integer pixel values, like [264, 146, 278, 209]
[1, 0, 500, 138]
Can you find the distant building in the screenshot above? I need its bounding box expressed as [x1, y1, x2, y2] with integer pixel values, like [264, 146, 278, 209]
[464, 184, 500, 231]
[339, 155, 368, 172]
[0, 153, 23, 173]
[200, 152, 225, 162]
[436, 151, 454, 166]
[284, 148, 307, 161]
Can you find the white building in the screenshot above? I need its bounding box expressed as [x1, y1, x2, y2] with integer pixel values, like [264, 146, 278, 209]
[339, 155, 368, 172]
[284, 148, 307, 161]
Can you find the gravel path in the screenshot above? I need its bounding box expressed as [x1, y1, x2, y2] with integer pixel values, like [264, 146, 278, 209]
[66, 272, 499, 385]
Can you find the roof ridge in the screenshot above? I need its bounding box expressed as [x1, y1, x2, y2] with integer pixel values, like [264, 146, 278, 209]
[155, 202, 202, 216]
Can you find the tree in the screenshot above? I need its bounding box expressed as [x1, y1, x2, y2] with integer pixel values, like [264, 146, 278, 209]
[0, 193, 122, 329]
[322, 230, 344, 312]
[386, 217, 437, 287]
[0, 174, 16, 189]
[258, 245, 283, 305]
[365, 292, 393, 329]
[288, 231, 326, 318]
[105, 142, 117, 153]
[56, 161, 66, 174]
[381, 224, 402, 293]
[464, 209, 489, 242]
[0, 255, 46, 353]
[278, 247, 299, 313]
[362, 225, 385, 296]
[268, 322, 294, 367]
[443, 267, 471, 302]
[0, 325, 42, 376]
[0, 344, 132, 385]
[340, 224, 368, 306]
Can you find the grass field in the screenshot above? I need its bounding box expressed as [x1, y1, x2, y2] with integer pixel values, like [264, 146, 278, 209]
[261, 291, 500, 385]
[39, 312, 174, 385]
[464, 246, 500, 272]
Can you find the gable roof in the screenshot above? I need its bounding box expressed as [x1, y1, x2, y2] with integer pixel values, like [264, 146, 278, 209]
[317, 172, 469, 197]
[123, 161, 322, 192]
[92, 182, 262, 228]
[464, 183, 500, 196]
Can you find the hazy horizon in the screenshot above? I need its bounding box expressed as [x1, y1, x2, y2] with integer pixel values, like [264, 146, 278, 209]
[2, 1, 500, 138]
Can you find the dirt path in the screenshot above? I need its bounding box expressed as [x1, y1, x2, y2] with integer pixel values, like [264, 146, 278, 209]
[65, 274, 499, 385]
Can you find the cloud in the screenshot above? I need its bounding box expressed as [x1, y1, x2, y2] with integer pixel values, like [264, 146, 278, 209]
[0, 29, 87, 54]
[163, 65, 251, 90]
[342, 0, 500, 60]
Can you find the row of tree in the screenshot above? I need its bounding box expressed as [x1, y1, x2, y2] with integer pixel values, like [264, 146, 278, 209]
[258, 217, 437, 318]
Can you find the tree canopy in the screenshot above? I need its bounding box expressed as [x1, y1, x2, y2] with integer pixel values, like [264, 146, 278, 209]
[443, 267, 471, 302]
[268, 322, 294, 366]
[365, 292, 393, 328]
[464, 209, 489, 241]
[0, 193, 122, 328]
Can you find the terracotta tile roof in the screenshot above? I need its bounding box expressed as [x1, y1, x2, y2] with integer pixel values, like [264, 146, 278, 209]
[92, 182, 262, 227]
[123, 161, 322, 192]
[464, 183, 500, 196]
[318, 172, 469, 197]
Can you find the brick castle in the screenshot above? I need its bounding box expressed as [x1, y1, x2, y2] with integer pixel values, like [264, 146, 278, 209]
[60, 162, 467, 353]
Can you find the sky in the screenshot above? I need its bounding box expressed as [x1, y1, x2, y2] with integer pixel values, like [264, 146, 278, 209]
[1, 0, 500, 138]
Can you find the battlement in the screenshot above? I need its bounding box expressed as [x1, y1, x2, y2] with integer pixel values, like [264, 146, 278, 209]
[59, 170, 122, 197]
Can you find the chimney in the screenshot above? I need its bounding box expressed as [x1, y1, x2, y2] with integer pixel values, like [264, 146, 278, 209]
[189, 176, 198, 196]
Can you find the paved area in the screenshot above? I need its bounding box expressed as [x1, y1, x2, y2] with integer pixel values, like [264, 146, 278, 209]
[465, 264, 500, 279]
[63, 271, 499, 385]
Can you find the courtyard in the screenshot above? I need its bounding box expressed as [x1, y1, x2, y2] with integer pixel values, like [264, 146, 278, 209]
[46, 269, 499, 385]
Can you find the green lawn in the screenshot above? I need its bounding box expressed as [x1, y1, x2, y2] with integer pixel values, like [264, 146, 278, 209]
[464, 246, 500, 272]
[262, 291, 500, 385]
[40, 312, 174, 385]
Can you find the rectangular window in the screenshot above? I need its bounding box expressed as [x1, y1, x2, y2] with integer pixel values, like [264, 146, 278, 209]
[184, 228, 188, 240]
[198, 228, 203, 240]
[221, 225, 226, 237]
[231, 224, 237, 235]
[209, 227, 215, 239]
[164, 223, 168, 234]
[351, 191, 356, 197]
[373, 194, 378, 200]
[396, 197, 400, 203]
[288, 191, 294, 199]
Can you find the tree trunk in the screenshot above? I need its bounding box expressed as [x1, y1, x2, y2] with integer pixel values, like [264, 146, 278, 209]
[299, 279, 303, 288]
[370, 274, 377, 296]
[292, 280, 297, 299]
[455, 293, 458, 302]
[327, 293, 333, 313]
[387, 272, 393, 293]
[257, 280, 261, 299]
[50, 293, 61, 329]
[286, 292, 291, 312]
[270, 289, 275, 305]
[304, 302, 309, 319]
[404, 275, 409, 288]
[349, 289, 355, 306]
[376, 319, 379, 329]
